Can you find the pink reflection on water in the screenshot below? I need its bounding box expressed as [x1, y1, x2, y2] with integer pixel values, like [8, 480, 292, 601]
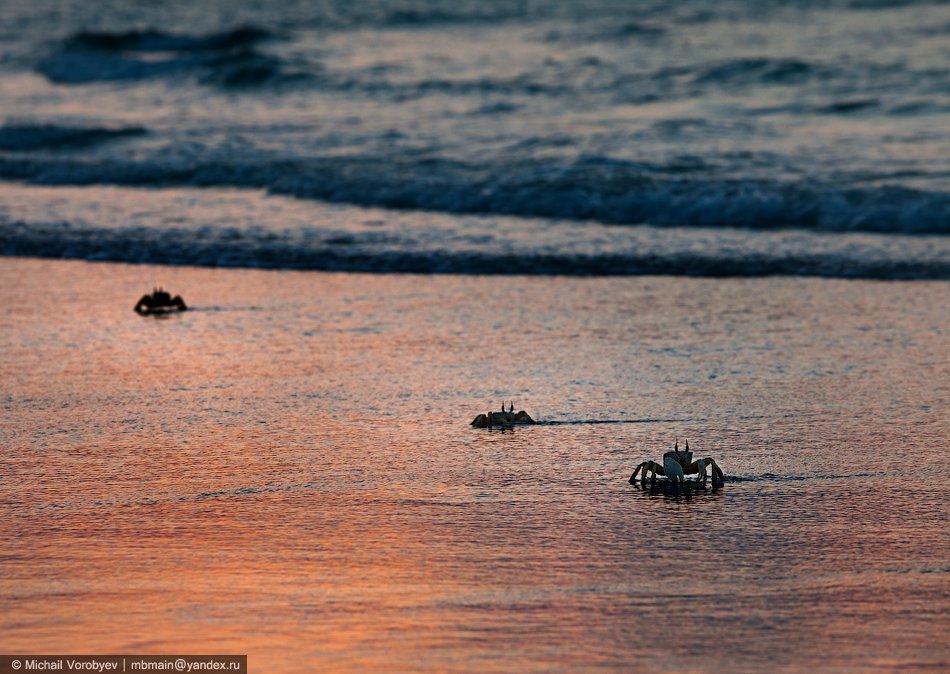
[1, 258, 948, 672]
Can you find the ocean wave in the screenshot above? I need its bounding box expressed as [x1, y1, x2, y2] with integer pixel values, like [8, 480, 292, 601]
[199, 49, 309, 88]
[2, 217, 947, 279]
[38, 26, 301, 87]
[692, 58, 822, 86]
[302, 54, 940, 111]
[848, 0, 939, 8]
[544, 19, 667, 44]
[0, 124, 146, 151]
[64, 26, 272, 52]
[329, 56, 912, 104]
[1, 154, 947, 235]
[34, 25, 946, 105]
[815, 98, 880, 114]
[37, 49, 303, 87]
[38, 50, 194, 84]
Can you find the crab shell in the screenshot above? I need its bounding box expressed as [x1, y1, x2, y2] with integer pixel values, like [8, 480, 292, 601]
[629, 449, 724, 486]
[470, 410, 535, 428]
[134, 291, 188, 315]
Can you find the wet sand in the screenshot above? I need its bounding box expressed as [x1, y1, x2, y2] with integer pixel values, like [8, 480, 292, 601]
[1, 257, 948, 673]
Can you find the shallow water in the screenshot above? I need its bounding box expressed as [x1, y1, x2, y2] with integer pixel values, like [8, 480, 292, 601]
[1, 258, 947, 672]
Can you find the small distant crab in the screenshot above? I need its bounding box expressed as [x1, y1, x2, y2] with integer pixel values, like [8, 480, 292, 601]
[134, 287, 188, 315]
[471, 402, 536, 428]
[629, 439, 724, 487]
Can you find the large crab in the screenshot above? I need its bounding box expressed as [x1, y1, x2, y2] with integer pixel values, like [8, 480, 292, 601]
[471, 402, 536, 428]
[134, 287, 188, 315]
[629, 439, 724, 487]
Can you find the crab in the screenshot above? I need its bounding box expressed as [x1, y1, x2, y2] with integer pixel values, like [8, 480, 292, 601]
[629, 439, 724, 487]
[134, 287, 188, 315]
[471, 402, 536, 428]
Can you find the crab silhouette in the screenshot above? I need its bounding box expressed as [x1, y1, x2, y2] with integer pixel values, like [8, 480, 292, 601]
[629, 439, 724, 487]
[471, 402, 535, 428]
[134, 287, 188, 315]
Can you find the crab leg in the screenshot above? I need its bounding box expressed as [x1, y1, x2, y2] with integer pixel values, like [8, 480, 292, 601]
[703, 457, 724, 485]
[628, 463, 646, 484]
[134, 295, 151, 314]
[689, 459, 708, 482]
[682, 457, 724, 485]
[629, 460, 664, 485]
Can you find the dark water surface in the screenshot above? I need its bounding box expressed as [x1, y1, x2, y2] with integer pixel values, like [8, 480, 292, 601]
[1, 258, 947, 672]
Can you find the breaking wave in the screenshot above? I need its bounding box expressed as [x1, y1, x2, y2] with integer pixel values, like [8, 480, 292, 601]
[0, 153, 947, 235]
[2, 217, 947, 279]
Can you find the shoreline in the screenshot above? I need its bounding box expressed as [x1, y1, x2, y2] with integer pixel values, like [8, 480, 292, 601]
[6, 253, 950, 283]
[2, 183, 948, 281]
